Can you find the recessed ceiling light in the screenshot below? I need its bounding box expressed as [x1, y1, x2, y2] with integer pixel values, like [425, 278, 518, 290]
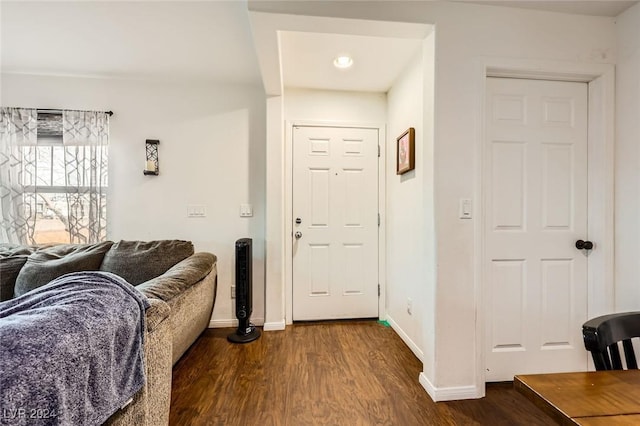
[333, 55, 353, 69]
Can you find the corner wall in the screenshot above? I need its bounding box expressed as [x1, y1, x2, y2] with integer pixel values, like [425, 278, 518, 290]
[427, 4, 616, 398]
[385, 34, 434, 362]
[614, 2, 640, 311]
[0, 74, 267, 326]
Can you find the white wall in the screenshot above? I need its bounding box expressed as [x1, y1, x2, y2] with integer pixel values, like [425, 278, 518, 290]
[614, 2, 640, 311]
[385, 29, 436, 378]
[420, 31, 436, 383]
[423, 4, 615, 399]
[264, 95, 285, 330]
[1, 73, 266, 326]
[284, 88, 386, 124]
[426, 5, 615, 397]
[386, 45, 427, 361]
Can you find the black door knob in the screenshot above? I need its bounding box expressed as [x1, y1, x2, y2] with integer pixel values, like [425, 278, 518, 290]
[576, 240, 594, 250]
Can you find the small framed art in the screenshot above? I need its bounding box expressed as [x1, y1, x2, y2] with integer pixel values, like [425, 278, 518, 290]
[396, 127, 415, 175]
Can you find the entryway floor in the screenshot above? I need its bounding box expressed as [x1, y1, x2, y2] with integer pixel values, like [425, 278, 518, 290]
[170, 320, 555, 425]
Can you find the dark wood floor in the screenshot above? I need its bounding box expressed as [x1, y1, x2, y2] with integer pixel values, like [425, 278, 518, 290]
[170, 320, 555, 425]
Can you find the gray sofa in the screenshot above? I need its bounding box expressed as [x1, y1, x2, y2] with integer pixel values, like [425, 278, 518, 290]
[0, 240, 217, 426]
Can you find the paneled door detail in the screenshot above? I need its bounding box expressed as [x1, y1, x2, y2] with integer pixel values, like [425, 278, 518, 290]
[485, 78, 589, 381]
[292, 126, 379, 321]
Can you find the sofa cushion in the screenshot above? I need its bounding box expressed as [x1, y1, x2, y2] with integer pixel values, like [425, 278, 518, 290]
[0, 256, 28, 302]
[0, 243, 40, 258]
[100, 240, 194, 285]
[13, 241, 114, 297]
[136, 252, 215, 302]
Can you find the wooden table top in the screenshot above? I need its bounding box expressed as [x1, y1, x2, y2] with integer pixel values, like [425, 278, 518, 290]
[515, 370, 640, 425]
[574, 415, 640, 425]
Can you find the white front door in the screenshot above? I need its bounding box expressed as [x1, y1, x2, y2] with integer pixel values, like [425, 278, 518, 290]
[485, 78, 589, 381]
[292, 125, 379, 321]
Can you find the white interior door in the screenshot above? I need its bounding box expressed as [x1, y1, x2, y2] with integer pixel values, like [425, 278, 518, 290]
[292, 125, 379, 321]
[485, 78, 589, 381]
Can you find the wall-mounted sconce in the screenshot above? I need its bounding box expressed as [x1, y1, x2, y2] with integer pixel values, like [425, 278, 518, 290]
[144, 139, 160, 176]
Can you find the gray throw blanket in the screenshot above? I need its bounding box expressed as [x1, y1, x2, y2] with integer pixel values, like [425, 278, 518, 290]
[0, 271, 149, 426]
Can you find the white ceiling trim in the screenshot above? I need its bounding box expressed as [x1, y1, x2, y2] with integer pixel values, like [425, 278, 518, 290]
[454, 0, 639, 17]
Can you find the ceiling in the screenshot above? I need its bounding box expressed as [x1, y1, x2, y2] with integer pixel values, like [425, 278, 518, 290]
[1, 1, 638, 93]
[0, 1, 262, 84]
[280, 31, 424, 92]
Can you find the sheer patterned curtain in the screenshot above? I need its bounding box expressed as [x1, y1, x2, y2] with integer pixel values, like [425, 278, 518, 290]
[0, 108, 38, 244]
[62, 110, 109, 243]
[0, 108, 108, 244]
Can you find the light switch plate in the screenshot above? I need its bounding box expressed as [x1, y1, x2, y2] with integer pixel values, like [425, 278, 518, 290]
[459, 198, 472, 219]
[187, 205, 206, 218]
[240, 204, 253, 217]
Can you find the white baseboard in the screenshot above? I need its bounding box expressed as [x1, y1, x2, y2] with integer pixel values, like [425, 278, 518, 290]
[208, 317, 265, 328]
[386, 315, 424, 362]
[263, 320, 286, 331]
[419, 373, 482, 402]
[209, 319, 235, 328]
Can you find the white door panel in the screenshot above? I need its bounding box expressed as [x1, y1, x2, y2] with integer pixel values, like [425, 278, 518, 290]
[485, 78, 589, 381]
[292, 126, 378, 321]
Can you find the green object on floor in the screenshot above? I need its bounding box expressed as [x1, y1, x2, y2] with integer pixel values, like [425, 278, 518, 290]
[377, 320, 390, 327]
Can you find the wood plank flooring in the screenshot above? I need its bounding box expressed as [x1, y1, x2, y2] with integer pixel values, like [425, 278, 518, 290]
[170, 320, 555, 425]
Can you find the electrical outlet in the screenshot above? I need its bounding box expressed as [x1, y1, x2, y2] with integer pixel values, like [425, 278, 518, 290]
[407, 298, 413, 315]
[231, 286, 236, 299]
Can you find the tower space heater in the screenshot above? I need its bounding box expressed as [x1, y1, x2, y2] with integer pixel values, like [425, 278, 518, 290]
[227, 238, 261, 343]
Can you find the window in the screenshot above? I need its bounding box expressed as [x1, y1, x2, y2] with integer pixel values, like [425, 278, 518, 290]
[30, 112, 68, 243]
[0, 108, 109, 244]
[30, 111, 109, 244]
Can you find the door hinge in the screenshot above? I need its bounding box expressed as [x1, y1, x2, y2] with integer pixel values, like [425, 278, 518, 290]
[378, 284, 381, 297]
[378, 213, 380, 227]
[378, 145, 381, 157]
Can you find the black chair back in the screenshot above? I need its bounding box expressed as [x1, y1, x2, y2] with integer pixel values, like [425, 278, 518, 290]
[583, 312, 640, 370]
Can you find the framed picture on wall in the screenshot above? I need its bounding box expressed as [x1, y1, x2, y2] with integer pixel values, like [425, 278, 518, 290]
[396, 127, 415, 175]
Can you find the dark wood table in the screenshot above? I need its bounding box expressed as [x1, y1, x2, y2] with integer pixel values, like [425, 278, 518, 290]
[515, 370, 640, 425]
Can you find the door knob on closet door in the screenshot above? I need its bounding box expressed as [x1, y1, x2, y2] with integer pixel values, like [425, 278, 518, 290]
[575, 240, 593, 250]
[295, 231, 302, 239]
